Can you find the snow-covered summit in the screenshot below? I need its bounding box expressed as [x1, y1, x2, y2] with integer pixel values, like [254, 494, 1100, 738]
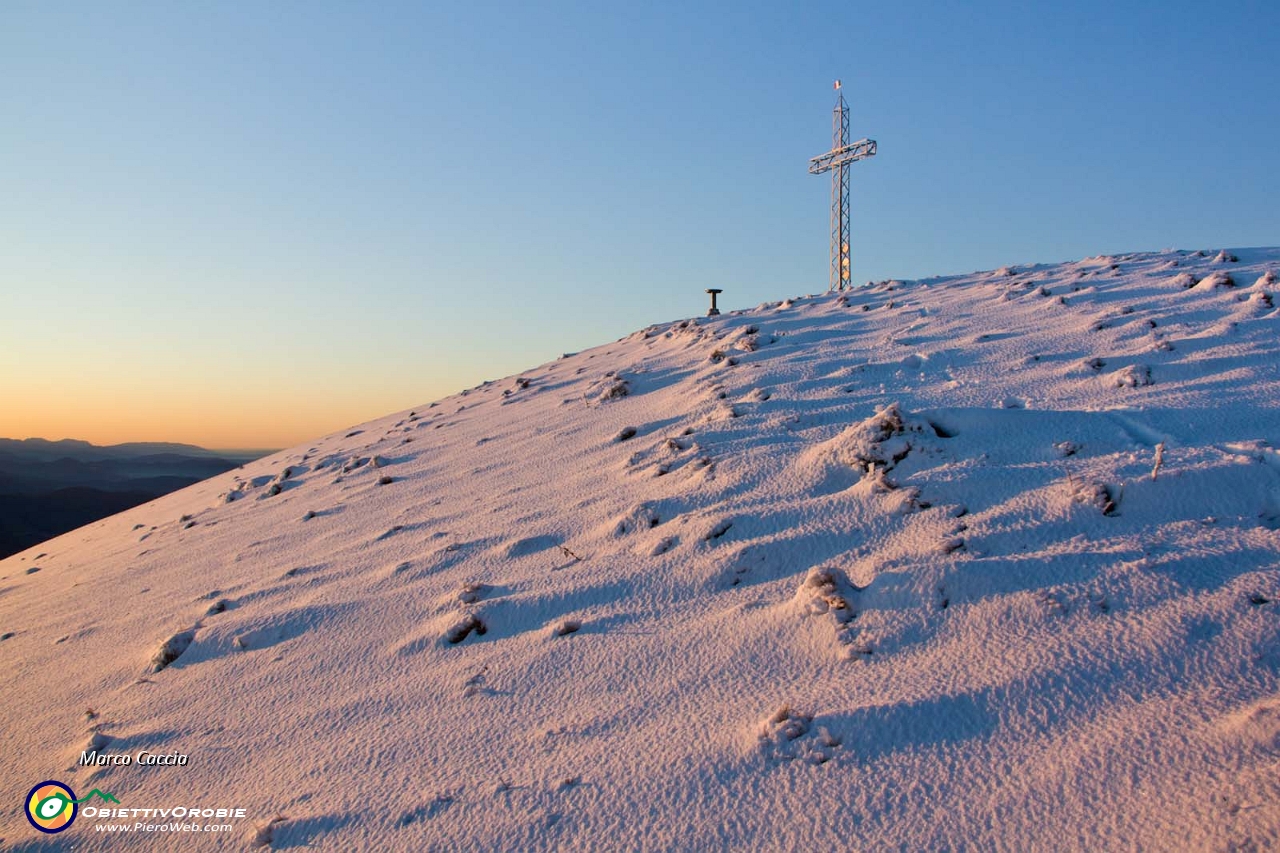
[4, 248, 1280, 850]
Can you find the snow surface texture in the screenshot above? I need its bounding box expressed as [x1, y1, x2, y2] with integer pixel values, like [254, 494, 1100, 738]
[3, 248, 1280, 851]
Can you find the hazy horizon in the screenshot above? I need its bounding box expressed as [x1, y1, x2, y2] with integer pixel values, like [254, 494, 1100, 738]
[0, 433, 281, 456]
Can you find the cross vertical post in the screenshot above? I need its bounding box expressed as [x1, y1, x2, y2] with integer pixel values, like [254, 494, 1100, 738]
[809, 81, 877, 291]
[831, 89, 850, 292]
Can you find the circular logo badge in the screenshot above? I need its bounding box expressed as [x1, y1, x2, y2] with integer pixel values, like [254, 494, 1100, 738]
[25, 781, 78, 834]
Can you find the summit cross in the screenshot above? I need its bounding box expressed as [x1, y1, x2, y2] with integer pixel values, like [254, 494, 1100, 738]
[808, 80, 877, 291]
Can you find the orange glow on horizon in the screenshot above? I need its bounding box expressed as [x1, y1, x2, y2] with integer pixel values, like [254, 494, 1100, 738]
[0, 378, 448, 451]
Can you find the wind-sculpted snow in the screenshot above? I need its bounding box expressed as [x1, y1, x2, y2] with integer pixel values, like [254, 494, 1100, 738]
[2, 248, 1279, 850]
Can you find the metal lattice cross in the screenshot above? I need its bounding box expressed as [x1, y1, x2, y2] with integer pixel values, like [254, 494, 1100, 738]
[808, 81, 877, 291]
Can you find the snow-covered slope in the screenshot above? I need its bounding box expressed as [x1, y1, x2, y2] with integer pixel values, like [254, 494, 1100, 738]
[4, 248, 1280, 851]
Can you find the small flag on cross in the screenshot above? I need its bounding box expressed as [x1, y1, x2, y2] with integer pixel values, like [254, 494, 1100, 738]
[834, 79, 841, 90]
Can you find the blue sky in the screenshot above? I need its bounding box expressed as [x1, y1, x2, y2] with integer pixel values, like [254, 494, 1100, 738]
[2, 1, 1277, 447]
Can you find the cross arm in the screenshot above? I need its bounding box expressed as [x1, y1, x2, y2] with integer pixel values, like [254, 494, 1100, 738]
[808, 138, 877, 175]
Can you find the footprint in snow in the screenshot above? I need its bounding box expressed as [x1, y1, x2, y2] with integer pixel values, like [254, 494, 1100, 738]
[149, 629, 196, 672]
[650, 535, 679, 556]
[376, 524, 405, 541]
[612, 503, 662, 537]
[205, 598, 232, 616]
[703, 519, 733, 542]
[445, 614, 487, 644]
[550, 619, 581, 637]
[397, 794, 455, 826]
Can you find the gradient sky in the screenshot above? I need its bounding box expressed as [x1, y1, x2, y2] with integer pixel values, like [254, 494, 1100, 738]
[3, 1, 1277, 449]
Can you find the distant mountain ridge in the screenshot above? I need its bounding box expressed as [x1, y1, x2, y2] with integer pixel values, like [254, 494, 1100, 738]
[0, 438, 271, 558]
[0, 437, 220, 461]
